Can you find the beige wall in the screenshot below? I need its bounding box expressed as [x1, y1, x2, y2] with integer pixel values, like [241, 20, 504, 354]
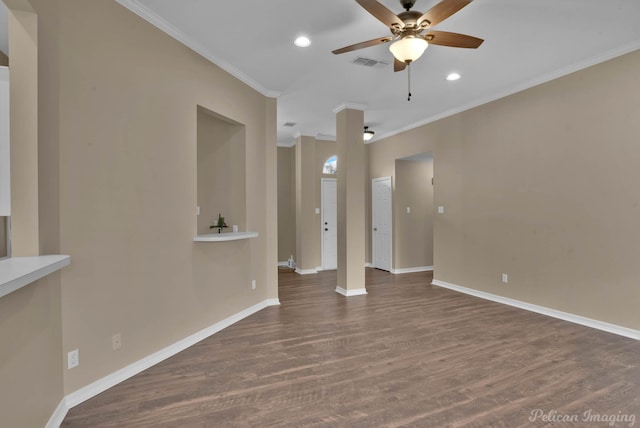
[373, 49, 640, 330]
[277, 146, 295, 262]
[295, 136, 319, 270]
[292, 137, 338, 270]
[197, 107, 246, 235]
[4, 0, 278, 400]
[394, 158, 433, 270]
[8, 6, 39, 256]
[0, 1, 65, 426]
[0, 274, 63, 428]
[367, 125, 440, 267]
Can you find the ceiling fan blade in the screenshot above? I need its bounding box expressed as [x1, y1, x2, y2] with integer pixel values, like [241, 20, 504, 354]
[424, 31, 483, 48]
[356, 0, 404, 28]
[418, 0, 473, 28]
[332, 36, 394, 54]
[394, 59, 407, 72]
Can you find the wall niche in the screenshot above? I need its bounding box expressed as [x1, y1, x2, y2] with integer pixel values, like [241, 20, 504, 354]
[197, 105, 246, 236]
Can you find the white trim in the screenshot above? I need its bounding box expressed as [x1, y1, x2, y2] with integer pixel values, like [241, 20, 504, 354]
[45, 397, 69, 428]
[295, 267, 318, 275]
[315, 266, 324, 272]
[0, 255, 71, 299]
[391, 266, 433, 274]
[431, 279, 639, 341]
[193, 231, 259, 242]
[277, 261, 289, 267]
[335, 286, 368, 297]
[63, 298, 281, 409]
[315, 134, 336, 142]
[365, 262, 374, 268]
[371, 40, 640, 144]
[332, 102, 368, 114]
[114, 0, 280, 98]
[277, 141, 296, 148]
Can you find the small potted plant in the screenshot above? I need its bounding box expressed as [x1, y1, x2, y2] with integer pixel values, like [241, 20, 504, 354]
[210, 213, 228, 234]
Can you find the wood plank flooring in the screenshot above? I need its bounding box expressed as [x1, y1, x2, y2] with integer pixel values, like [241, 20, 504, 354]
[62, 269, 640, 427]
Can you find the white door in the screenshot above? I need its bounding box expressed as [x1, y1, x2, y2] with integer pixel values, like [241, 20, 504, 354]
[372, 177, 392, 271]
[321, 178, 337, 270]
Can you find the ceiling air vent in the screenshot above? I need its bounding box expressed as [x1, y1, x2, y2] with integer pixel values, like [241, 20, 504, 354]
[283, 122, 296, 127]
[352, 57, 389, 68]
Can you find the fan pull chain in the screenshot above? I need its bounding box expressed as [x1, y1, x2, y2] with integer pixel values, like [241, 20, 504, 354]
[407, 63, 412, 101]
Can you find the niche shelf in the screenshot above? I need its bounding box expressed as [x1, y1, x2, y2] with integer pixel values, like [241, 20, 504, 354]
[193, 231, 259, 242]
[196, 106, 247, 237]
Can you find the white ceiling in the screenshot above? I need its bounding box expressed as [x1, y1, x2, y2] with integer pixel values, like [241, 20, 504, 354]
[7, 1, 640, 146]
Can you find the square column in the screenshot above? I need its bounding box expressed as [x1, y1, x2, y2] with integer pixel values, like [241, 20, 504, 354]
[335, 106, 366, 296]
[294, 135, 320, 273]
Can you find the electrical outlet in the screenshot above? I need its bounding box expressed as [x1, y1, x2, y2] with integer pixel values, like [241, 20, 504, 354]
[112, 333, 122, 351]
[251, 279, 256, 290]
[437, 206, 445, 214]
[406, 206, 411, 214]
[501, 273, 509, 284]
[67, 349, 79, 369]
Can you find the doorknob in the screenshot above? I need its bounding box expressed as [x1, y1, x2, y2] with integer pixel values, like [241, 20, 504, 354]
[324, 222, 328, 225]
[325, 228, 328, 231]
[373, 228, 377, 231]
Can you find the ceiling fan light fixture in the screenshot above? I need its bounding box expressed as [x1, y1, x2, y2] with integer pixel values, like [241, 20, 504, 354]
[389, 36, 428, 63]
[294, 36, 311, 48]
[446, 72, 461, 81]
[363, 126, 375, 142]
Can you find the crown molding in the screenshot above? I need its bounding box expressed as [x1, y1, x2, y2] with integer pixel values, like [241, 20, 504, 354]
[332, 102, 368, 114]
[115, 0, 281, 98]
[277, 141, 296, 148]
[373, 40, 640, 143]
[315, 134, 336, 142]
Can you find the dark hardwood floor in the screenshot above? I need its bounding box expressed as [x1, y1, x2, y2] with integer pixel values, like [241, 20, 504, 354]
[62, 269, 640, 427]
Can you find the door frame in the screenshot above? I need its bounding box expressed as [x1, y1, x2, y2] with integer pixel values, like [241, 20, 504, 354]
[321, 178, 337, 270]
[372, 176, 393, 271]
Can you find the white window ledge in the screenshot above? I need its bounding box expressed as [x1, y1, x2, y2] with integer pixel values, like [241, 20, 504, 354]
[194, 231, 259, 242]
[0, 255, 71, 299]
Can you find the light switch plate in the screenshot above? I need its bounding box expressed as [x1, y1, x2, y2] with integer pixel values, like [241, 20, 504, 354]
[437, 206, 445, 214]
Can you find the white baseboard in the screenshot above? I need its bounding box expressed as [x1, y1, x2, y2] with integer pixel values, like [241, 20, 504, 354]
[57, 298, 281, 418]
[335, 286, 368, 297]
[295, 267, 318, 275]
[277, 261, 289, 267]
[391, 266, 433, 274]
[365, 262, 374, 268]
[431, 279, 639, 341]
[45, 397, 69, 428]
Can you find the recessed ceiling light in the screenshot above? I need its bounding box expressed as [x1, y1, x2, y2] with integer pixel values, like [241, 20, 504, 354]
[294, 36, 311, 48]
[446, 72, 461, 81]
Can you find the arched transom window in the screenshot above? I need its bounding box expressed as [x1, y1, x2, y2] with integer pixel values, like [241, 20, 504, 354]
[323, 155, 337, 174]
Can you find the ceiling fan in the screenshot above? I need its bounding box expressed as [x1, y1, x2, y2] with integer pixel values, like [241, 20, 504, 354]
[332, 0, 483, 73]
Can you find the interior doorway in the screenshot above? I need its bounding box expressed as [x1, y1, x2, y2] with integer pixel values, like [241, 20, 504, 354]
[321, 178, 337, 270]
[372, 176, 392, 271]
